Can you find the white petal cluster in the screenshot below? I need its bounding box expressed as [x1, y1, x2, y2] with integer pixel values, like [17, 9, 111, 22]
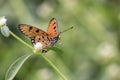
[0, 16, 7, 26]
[34, 42, 43, 50]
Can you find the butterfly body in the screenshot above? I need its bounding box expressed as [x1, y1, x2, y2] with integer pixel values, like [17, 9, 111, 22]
[19, 18, 59, 52]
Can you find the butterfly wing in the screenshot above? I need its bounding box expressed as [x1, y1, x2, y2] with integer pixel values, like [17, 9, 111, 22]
[19, 24, 47, 38]
[47, 18, 59, 38]
[19, 24, 51, 48]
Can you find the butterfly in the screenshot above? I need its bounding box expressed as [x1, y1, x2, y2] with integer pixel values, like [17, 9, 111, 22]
[19, 18, 60, 53]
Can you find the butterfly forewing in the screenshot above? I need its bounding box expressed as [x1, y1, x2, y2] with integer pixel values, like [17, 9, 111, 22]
[47, 18, 59, 38]
[19, 24, 47, 38]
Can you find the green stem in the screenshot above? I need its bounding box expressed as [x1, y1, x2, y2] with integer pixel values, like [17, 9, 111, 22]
[40, 54, 67, 80]
[9, 31, 34, 50]
[9, 31, 67, 80]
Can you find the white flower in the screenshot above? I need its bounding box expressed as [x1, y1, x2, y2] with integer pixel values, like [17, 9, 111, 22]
[96, 42, 116, 62]
[105, 64, 120, 79]
[33, 42, 43, 50]
[33, 42, 43, 53]
[0, 16, 7, 26]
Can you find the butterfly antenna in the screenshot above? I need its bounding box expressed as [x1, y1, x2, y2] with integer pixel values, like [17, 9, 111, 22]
[59, 26, 73, 34]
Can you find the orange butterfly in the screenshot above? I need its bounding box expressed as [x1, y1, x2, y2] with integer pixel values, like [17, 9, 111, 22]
[19, 18, 59, 53]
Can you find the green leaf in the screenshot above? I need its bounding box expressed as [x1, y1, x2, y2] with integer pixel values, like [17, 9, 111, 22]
[5, 53, 33, 80]
[1, 25, 10, 37]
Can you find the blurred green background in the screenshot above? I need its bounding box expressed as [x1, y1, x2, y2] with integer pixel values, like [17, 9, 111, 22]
[0, 0, 120, 80]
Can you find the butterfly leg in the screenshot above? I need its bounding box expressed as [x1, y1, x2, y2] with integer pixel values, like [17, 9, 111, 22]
[41, 49, 48, 53]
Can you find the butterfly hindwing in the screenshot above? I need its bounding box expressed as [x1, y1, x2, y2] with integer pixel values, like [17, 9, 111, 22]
[35, 35, 51, 46]
[47, 18, 59, 38]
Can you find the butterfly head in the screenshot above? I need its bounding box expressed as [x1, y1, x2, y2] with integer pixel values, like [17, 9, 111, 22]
[50, 35, 60, 46]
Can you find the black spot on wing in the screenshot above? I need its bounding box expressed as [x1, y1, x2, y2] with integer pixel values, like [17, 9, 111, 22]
[46, 34, 49, 36]
[36, 29, 40, 33]
[52, 22, 55, 26]
[29, 27, 33, 31]
[53, 26, 56, 29]
[50, 38, 52, 40]
[18, 24, 23, 28]
[45, 43, 47, 45]
[39, 38, 41, 40]
[42, 36, 44, 39]
[47, 37, 50, 41]
[18, 24, 23, 31]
